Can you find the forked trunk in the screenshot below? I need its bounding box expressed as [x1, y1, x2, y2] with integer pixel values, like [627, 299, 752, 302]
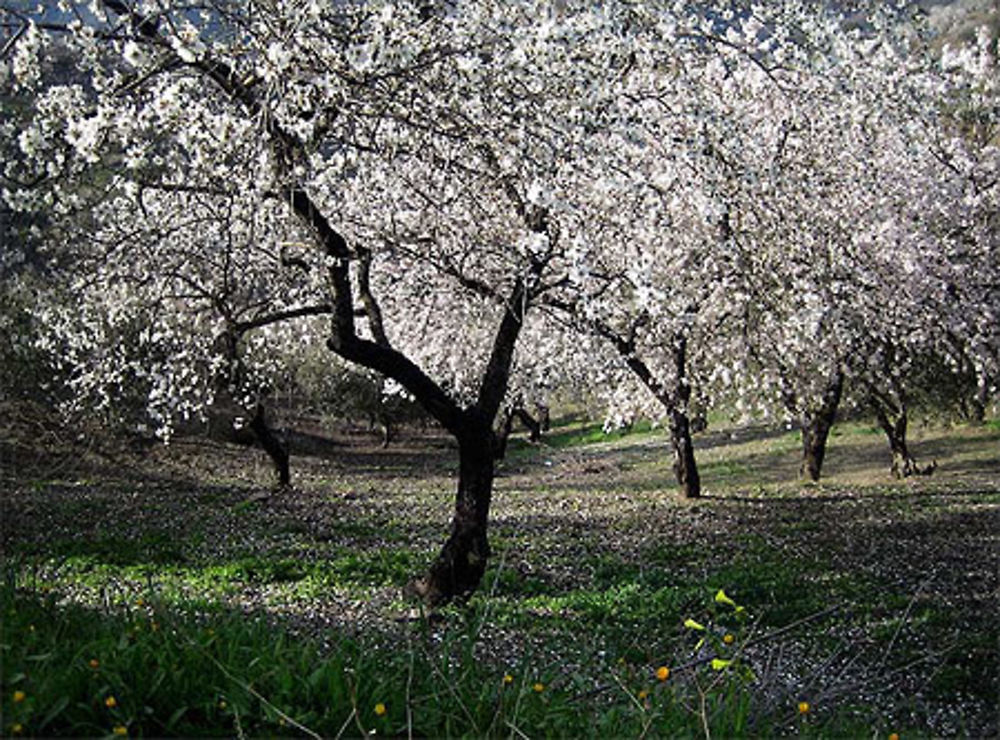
[493, 404, 542, 461]
[287, 181, 543, 606]
[408, 420, 494, 605]
[799, 370, 844, 482]
[871, 395, 935, 478]
[248, 402, 290, 487]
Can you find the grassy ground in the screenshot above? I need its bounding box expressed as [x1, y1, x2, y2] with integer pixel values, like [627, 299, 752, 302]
[1, 414, 998, 737]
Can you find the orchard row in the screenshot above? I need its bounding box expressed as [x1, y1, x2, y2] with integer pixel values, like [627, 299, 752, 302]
[2, 1, 996, 601]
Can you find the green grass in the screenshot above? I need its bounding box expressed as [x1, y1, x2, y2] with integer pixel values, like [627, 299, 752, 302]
[5, 417, 997, 737]
[0, 585, 822, 738]
[42, 534, 189, 567]
[10, 546, 426, 609]
[540, 420, 659, 449]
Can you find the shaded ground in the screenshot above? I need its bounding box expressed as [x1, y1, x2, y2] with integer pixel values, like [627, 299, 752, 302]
[2, 414, 999, 736]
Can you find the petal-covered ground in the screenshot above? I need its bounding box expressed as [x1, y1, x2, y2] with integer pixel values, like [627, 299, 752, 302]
[3, 415, 998, 736]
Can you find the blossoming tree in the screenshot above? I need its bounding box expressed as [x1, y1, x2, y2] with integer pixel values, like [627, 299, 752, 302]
[1, 0, 653, 603]
[3, 0, 997, 604]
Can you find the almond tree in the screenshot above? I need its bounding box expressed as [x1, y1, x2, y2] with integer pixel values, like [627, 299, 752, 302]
[0, 0, 639, 603]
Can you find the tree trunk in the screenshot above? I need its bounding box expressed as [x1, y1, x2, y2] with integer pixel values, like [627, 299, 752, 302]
[287, 180, 547, 605]
[514, 408, 542, 443]
[589, 320, 702, 498]
[408, 416, 494, 605]
[669, 334, 700, 498]
[493, 403, 543, 461]
[871, 394, 935, 478]
[493, 405, 516, 461]
[799, 370, 844, 482]
[248, 402, 290, 487]
[537, 404, 550, 433]
[669, 406, 701, 498]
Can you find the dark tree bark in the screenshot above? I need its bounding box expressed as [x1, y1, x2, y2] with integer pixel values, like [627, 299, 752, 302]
[493, 403, 544, 460]
[493, 405, 516, 461]
[870, 391, 936, 478]
[138, 36, 545, 604]
[537, 404, 550, 433]
[409, 412, 495, 604]
[515, 408, 543, 442]
[248, 402, 291, 487]
[583, 316, 701, 498]
[668, 335, 700, 498]
[209, 330, 293, 488]
[669, 405, 700, 497]
[288, 179, 545, 605]
[797, 369, 844, 482]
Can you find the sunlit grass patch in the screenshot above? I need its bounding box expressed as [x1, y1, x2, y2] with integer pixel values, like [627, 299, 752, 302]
[541, 420, 660, 449]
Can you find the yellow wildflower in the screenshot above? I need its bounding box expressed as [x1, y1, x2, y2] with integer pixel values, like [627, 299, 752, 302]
[105, 696, 117, 709]
[374, 702, 386, 716]
[89, 658, 100, 669]
[13, 690, 26, 703]
[113, 726, 128, 736]
[638, 689, 649, 700]
[798, 701, 810, 715]
[888, 734, 900, 740]
[723, 633, 735, 645]
[715, 589, 737, 608]
[655, 666, 670, 681]
[533, 682, 545, 693]
[503, 674, 514, 685]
